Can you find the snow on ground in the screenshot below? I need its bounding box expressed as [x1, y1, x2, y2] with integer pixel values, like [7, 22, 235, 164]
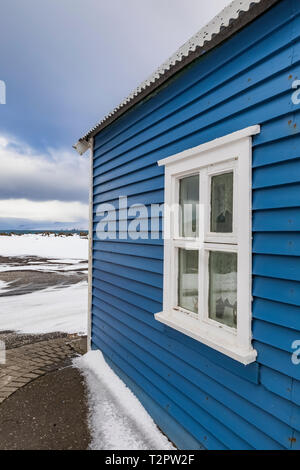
[0, 281, 88, 334]
[0, 280, 9, 295]
[0, 262, 88, 273]
[0, 234, 88, 334]
[0, 234, 88, 259]
[74, 351, 175, 450]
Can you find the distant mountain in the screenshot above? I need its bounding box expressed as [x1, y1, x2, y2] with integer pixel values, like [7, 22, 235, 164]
[0, 217, 88, 231]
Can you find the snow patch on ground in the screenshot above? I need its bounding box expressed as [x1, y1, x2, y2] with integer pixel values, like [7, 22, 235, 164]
[0, 281, 88, 334]
[74, 351, 175, 450]
[0, 263, 88, 273]
[0, 234, 88, 259]
[0, 280, 9, 295]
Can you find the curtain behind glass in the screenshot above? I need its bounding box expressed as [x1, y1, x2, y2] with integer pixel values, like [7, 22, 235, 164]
[179, 175, 199, 238]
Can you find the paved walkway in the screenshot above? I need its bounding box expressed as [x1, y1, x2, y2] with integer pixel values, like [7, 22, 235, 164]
[0, 362, 91, 450]
[0, 336, 86, 404]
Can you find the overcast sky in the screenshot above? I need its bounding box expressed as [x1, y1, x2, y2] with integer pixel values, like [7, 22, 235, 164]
[0, 0, 231, 229]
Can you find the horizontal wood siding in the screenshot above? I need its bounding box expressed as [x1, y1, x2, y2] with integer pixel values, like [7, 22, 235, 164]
[91, 0, 300, 449]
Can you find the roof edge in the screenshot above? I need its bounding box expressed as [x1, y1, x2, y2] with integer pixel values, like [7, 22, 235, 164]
[73, 139, 92, 155]
[74, 0, 280, 153]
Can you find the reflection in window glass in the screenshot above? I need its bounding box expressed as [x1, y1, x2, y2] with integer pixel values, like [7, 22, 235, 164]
[208, 251, 237, 328]
[178, 249, 198, 314]
[210, 172, 233, 233]
[179, 175, 199, 238]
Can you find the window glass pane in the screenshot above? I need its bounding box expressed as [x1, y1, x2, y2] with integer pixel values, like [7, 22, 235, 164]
[178, 249, 198, 314]
[208, 251, 237, 328]
[210, 172, 233, 233]
[179, 175, 199, 238]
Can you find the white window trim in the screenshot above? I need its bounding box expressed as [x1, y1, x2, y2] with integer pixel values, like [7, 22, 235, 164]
[155, 126, 260, 365]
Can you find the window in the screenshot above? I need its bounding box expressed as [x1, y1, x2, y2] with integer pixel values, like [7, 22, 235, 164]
[155, 126, 260, 365]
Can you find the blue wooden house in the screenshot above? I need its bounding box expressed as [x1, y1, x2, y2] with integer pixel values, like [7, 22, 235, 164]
[74, 0, 300, 450]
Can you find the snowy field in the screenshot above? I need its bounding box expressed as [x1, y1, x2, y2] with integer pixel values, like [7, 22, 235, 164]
[0, 233, 88, 259]
[0, 282, 88, 334]
[0, 234, 88, 335]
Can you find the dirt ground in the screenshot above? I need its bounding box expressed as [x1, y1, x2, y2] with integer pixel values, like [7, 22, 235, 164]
[0, 255, 87, 297]
[0, 359, 91, 450]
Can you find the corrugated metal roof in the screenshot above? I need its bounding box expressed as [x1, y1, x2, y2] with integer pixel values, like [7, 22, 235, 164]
[74, 0, 279, 152]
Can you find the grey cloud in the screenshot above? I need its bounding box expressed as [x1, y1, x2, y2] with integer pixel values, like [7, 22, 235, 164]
[0, 137, 89, 203]
[0, 0, 231, 150]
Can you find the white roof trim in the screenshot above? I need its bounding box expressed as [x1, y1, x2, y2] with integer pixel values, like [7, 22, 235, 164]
[73, 139, 91, 156]
[147, 0, 262, 76]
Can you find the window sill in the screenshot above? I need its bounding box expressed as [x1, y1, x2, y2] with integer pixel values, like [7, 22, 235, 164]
[155, 311, 257, 365]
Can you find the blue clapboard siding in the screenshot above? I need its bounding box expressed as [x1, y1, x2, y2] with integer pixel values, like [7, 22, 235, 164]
[91, 0, 300, 449]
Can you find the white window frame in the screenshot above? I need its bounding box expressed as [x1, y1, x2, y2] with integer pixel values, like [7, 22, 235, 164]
[155, 126, 260, 365]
